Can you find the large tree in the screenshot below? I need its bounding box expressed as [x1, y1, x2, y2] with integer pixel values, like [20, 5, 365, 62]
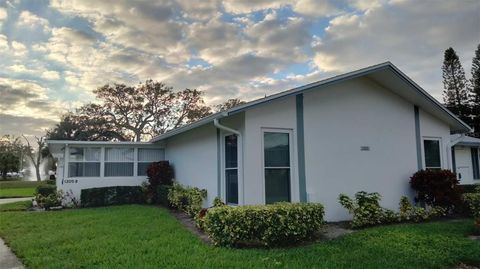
[470, 43, 480, 137]
[0, 135, 24, 179]
[48, 80, 212, 142]
[215, 98, 246, 112]
[23, 136, 47, 182]
[442, 47, 470, 123]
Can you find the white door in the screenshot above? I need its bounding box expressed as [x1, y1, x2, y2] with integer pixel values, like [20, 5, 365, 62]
[455, 147, 473, 184]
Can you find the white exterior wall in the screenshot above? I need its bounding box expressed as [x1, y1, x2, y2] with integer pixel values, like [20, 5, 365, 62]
[303, 78, 419, 221]
[243, 96, 300, 205]
[419, 109, 452, 170]
[454, 146, 479, 184]
[165, 124, 218, 206]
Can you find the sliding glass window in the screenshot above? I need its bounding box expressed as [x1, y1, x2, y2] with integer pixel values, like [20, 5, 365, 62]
[225, 134, 238, 204]
[68, 147, 100, 177]
[105, 148, 134, 177]
[264, 131, 291, 204]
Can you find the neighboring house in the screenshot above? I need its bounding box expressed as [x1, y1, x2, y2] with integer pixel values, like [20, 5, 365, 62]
[451, 135, 480, 185]
[47, 62, 472, 221]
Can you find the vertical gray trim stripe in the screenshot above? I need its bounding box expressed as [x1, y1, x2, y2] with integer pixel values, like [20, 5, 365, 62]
[414, 105, 422, 170]
[296, 94, 307, 202]
[451, 147, 456, 174]
[216, 128, 221, 197]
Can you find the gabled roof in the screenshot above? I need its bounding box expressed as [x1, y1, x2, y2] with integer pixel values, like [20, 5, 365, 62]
[151, 62, 471, 142]
[451, 134, 480, 147]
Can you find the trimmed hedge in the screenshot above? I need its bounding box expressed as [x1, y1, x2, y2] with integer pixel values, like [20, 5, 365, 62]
[35, 184, 56, 196]
[203, 203, 324, 247]
[167, 183, 207, 217]
[80, 186, 145, 207]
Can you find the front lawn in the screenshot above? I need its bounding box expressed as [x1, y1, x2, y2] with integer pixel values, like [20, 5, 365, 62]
[0, 205, 478, 269]
[0, 180, 43, 198]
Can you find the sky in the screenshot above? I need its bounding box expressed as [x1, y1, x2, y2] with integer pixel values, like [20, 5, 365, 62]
[0, 0, 479, 139]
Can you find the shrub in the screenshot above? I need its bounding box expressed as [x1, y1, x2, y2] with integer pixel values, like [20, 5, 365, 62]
[203, 203, 324, 247]
[461, 184, 480, 194]
[36, 190, 63, 209]
[167, 183, 207, 217]
[35, 184, 56, 196]
[145, 161, 174, 204]
[80, 186, 145, 207]
[464, 188, 480, 230]
[339, 191, 396, 228]
[156, 185, 171, 206]
[213, 197, 225, 207]
[398, 196, 446, 222]
[409, 169, 462, 209]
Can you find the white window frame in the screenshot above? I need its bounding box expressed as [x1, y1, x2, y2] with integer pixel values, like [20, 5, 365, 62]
[222, 133, 239, 205]
[261, 128, 295, 204]
[137, 148, 165, 176]
[422, 137, 443, 170]
[104, 147, 135, 177]
[67, 147, 101, 178]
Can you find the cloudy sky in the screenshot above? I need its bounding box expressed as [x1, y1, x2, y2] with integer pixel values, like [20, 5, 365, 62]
[0, 0, 478, 139]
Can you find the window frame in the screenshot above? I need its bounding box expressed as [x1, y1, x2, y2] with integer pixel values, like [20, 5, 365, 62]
[137, 148, 165, 176]
[67, 147, 101, 178]
[422, 137, 443, 170]
[222, 134, 239, 205]
[261, 128, 294, 204]
[104, 147, 135, 177]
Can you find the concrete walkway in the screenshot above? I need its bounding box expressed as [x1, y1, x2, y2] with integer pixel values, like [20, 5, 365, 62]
[0, 239, 24, 269]
[0, 197, 33, 205]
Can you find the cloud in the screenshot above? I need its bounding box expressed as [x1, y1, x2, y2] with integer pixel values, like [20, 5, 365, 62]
[17, 10, 49, 29]
[0, 114, 57, 137]
[10, 41, 28, 56]
[41, 70, 60, 80]
[312, 0, 480, 98]
[0, 7, 6, 20]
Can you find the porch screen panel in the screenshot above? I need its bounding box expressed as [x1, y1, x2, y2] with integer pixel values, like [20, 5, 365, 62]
[264, 132, 291, 204]
[138, 148, 165, 176]
[105, 148, 134, 177]
[68, 147, 100, 177]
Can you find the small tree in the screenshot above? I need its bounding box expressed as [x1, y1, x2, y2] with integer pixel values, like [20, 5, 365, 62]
[145, 161, 174, 204]
[23, 136, 47, 182]
[409, 169, 462, 209]
[0, 152, 20, 179]
[470, 43, 480, 137]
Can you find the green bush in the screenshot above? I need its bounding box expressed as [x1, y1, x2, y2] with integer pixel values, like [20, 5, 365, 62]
[167, 183, 207, 217]
[464, 187, 480, 230]
[203, 203, 324, 247]
[35, 184, 56, 196]
[213, 197, 225, 207]
[339, 192, 395, 228]
[36, 190, 63, 209]
[461, 184, 480, 194]
[156, 185, 171, 206]
[80, 186, 145, 207]
[398, 196, 446, 222]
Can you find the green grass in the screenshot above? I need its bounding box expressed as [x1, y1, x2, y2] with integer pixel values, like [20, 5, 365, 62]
[0, 200, 32, 212]
[0, 205, 478, 269]
[0, 180, 44, 198]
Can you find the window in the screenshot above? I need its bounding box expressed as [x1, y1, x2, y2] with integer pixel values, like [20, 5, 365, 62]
[423, 139, 441, 169]
[264, 131, 291, 204]
[137, 148, 165, 176]
[105, 148, 134, 177]
[225, 135, 238, 204]
[472, 148, 479, 180]
[68, 147, 100, 177]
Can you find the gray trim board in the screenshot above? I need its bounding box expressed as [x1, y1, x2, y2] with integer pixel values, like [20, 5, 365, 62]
[451, 146, 456, 174]
[296, 94, 307, 202]
[216, 129, 221, 197]
[414, 105, 422, 170]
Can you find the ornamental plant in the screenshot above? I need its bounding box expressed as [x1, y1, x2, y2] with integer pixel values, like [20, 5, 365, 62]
[338, 191, 396, 228]
[409, 169, 462, 209]
[463, 186, 480, 231]
[398, 196, 446, 222]
[203, 203, 324, 247]
[167, 183, 207, 217]
[145, 161, 174, 204]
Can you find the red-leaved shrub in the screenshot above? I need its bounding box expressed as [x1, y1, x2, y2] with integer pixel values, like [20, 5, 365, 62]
[409, 169, 462, 209]
[145, 161, 174, 204]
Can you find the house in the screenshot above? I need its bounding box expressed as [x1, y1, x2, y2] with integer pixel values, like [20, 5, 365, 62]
[451, 134, 480, 184]
[47, 62, 472, 221]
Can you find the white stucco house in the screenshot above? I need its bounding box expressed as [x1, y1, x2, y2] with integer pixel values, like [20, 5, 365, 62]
[47, 62, 475, 221]
[451, 135, 480, 185]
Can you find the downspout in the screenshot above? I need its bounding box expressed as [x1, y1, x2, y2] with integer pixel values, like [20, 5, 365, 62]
[213, 116, 243, 205]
